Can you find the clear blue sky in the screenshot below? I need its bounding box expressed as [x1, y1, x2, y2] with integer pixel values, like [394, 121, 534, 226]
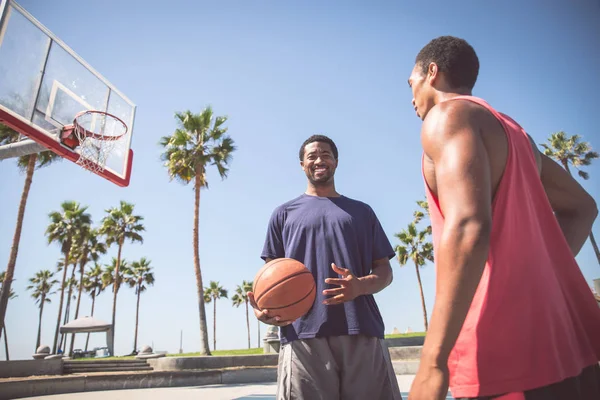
[1, 0, 599, 360]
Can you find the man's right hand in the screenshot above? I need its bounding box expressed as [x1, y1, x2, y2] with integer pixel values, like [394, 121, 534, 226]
[248, 291, 293, 327]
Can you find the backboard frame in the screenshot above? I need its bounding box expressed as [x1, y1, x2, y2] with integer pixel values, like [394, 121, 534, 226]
[0, 0, 135, 187]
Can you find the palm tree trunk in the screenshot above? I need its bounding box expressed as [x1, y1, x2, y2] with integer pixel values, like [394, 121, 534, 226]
[588, 232, 600, 265]
[53, 246, 72, 354]
[194, 171, 211, 355]
[245, 300, 250, 349]
[60, 264, 77, 353]
[0, 154, 36, 341]
[84, 291, 96, 352]
[3, 325, 8, 361]
[213, 299, 217, 351]
[69, 260, 87, 356]
[414, 260, 429, 331]
[111, 243, 123, 356]
[133, 284, 141, 353]
[36, 294, 45, 350]
[561, 161, 600, 264]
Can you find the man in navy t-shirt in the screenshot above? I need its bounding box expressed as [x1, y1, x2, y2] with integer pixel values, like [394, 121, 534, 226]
[249, 135, 402, 400]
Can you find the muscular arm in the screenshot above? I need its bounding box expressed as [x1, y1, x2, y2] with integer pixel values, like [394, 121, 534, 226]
[419, 102, 492, 367]
[358, 257, 393, 295]
[539, 153, 598, 256]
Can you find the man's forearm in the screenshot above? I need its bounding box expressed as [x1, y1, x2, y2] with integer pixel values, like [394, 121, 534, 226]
[555, 209, 597, 257]
[358, 265, 393, 295]
[420, 220, 490, 366]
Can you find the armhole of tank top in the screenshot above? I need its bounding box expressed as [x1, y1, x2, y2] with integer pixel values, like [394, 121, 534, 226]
[496, 112, 542, 175]
[421, 152, 435, 197]
[486, 109, 512, 208]
[443, 96, 513, 207]
[523, 130, 542, 173]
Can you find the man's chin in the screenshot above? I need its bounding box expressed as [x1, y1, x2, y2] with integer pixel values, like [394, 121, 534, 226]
[309, 176, 332, 186]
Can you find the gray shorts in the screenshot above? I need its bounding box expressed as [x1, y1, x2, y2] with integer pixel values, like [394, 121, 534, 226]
[276, 334, 403, 400]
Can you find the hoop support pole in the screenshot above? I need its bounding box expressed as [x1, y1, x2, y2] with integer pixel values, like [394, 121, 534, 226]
[0, 139, 49, 160]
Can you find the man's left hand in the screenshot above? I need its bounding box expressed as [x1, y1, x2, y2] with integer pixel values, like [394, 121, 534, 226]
[408, 363, 449, 400]
[322, 263, 364, 305]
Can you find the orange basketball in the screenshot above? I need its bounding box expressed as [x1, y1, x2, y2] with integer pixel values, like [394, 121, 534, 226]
[253, 258, 316, 322]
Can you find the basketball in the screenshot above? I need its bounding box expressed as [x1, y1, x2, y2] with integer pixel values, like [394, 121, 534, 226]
[253, 258, 316, 322]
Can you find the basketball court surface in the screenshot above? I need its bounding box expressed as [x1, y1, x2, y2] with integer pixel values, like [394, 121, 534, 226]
[0, 0, 135, 186]
[25, 376, 455, 399]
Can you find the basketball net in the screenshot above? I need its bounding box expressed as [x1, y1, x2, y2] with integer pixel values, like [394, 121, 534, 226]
[73, 111, 127, 173]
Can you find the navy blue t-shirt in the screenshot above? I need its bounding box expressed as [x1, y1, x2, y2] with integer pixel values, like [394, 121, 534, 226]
[261, 193, 395, 344]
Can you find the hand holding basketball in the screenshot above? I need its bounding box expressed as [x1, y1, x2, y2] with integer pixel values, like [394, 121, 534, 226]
[248, 291, 293, 327]
[323, 263, 364, 305]
[250, 258, 316, 325]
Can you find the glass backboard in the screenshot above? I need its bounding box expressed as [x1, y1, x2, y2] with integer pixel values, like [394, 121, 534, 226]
[0, 0, 135, 186]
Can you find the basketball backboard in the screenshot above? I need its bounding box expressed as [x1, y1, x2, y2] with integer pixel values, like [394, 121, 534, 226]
[0, 0, 135, 187]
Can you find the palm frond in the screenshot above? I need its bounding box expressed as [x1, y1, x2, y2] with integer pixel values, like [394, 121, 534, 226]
[160, 108, 236, 188]
[0, 125, 20, 145]
[543, 131, 597, 179]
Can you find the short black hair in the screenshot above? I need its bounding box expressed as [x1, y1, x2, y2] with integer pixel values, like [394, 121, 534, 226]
[415, 36, 479, 90]
[299, 135, 338, 161]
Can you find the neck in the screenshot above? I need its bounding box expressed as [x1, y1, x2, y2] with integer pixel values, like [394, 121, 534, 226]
[435, 88, 472, 105]
[305, 182, 339, 197]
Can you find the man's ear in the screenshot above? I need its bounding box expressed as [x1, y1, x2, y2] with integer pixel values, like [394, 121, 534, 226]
[427, 62, 439, 85]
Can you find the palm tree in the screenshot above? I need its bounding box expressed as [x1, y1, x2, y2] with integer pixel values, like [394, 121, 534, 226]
[69, 228, 106, 356]
[45, 201, 91, 354]
[0, 272, 17, 360]
[395, 222, 434, 331]
[82, 263, 104, 351]
[56, 255, 78, 352]
[413, 198, 431, 228]
[232, 280, 253, 349]
[60, 277, 79, 353]
[541, 132, 599, 264]
[0, 125, 60, 341]
[100, 258, 130, 355]
[102, 258, 130, 291]
[99, 201, 144, 355]
[159, 107, 236, 356]
[27, 270, 58, 351]
[203, 281, 228, 351]
[124, 258, 155, 353]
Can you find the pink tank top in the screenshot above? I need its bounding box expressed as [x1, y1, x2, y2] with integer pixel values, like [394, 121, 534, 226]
[422, 96, 600, 398]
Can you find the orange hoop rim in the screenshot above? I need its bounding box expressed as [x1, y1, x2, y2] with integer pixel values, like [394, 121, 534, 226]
[71, 110, 128, 141]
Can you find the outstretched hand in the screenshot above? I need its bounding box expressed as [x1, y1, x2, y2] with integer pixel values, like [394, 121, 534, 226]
[247, 291, 293, 327]
[322, 263, 364, 305]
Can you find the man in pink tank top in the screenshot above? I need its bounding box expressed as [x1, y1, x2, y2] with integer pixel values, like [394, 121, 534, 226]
[406, 36, 600, 400]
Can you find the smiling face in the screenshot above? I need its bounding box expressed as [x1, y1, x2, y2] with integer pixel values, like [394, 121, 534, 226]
[301, 141, 338, 186]
[408, 63, 438, 121]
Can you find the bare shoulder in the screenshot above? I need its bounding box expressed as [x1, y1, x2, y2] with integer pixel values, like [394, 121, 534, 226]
[421, 99, 486, 157]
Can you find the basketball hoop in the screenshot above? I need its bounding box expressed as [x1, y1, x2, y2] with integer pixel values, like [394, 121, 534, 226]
[60, 110, 128, 173]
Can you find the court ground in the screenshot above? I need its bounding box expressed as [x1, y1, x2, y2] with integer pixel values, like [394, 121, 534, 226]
[26, 375, 455, 399]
